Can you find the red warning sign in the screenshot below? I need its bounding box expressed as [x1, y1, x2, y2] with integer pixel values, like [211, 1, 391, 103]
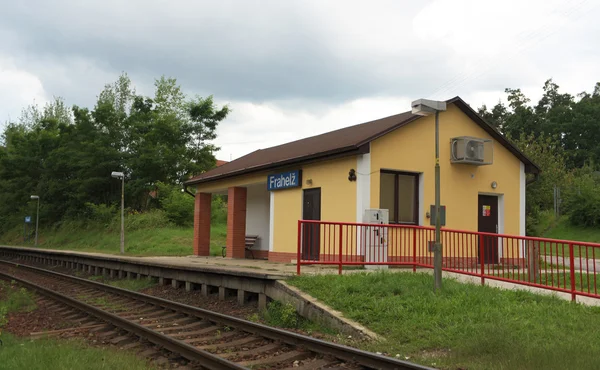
[482, 205, 491, 217]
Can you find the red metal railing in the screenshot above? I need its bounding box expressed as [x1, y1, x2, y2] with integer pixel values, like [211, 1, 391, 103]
[297, 220, 600, 301]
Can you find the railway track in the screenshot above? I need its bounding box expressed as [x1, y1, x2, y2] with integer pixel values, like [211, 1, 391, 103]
[0, 258, 433, 370]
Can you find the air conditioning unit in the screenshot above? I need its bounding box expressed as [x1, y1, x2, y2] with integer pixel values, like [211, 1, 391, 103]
[450, 136, 492, 165]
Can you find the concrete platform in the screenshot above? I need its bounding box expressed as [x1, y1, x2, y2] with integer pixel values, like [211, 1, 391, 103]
[0, 245, 378, 338]
[0, 245, 289, 278]
[0, 245, 352, 277]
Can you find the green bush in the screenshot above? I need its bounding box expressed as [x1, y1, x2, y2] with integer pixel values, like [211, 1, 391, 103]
[562, 168, 600, 227]
[156, 182, 194, 226]
[211, 195, 227, 225]
[263, 300, 299, 328]
[124, 209, 172, 231]
[0, 281, 37, 313]
[84, 202, 118, 226]
[0, 306, 7, 329]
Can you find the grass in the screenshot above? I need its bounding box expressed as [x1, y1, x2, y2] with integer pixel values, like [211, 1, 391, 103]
[543, 216, 600, 243]
[527, 214, 600, 258]
[1, 222, 227, 257]
[0, 281, 37, 314]
[493, 270, 600, 294]
[288, 271, 600, 370]
[0, 334, 156, 370]
[247, 301, 337, 337]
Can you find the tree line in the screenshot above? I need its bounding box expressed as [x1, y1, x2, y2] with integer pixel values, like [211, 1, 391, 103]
[478, 79, 600, 232]
[0, 74, 229, 234]
[1, 75, 599, 236]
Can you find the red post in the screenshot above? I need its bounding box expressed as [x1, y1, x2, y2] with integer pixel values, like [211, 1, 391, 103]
[569, 243, 576, 301]
[297, 221, 302, 275]
[479, 234, 485, 286]
[338, 225, 343, 275]
[412, 228, 417, 272]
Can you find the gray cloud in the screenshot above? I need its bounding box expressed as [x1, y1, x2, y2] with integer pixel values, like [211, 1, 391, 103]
[0, 0, 451, 106]
[0, 0, 598, 158]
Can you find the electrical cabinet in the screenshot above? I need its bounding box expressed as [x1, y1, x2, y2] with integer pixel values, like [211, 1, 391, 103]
[362, 209, 389, 270]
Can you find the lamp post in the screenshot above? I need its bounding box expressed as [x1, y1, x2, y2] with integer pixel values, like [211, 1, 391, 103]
[30, 195, 40, 246]
[411, 99, 447, 292]
[111, 171, 125, 254]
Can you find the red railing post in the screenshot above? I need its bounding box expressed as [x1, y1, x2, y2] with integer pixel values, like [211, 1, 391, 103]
[412, 228, 417, 272]
[297, 220, 302, 275]
[569, 243, 576, 301]
[479, 234, 485, 286]
[338, 225, 343, 275]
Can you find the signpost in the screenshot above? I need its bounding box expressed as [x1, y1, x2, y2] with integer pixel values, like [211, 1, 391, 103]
[24, 216, 32, 243]
[267, 170, 302, 191]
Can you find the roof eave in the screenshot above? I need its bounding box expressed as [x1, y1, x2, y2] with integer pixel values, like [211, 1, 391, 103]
[184, 145, 368, 186]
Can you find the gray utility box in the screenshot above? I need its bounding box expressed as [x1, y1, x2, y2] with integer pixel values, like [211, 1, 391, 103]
[362, 209, 389, 270]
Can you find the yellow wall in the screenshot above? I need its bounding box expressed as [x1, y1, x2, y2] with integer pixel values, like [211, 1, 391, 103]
[370, 104, 522, 257]
[272, 156, 358, 253]
[195, 103, 524, 259]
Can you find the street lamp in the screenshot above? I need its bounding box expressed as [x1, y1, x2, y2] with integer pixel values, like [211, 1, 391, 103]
[411, 99, 447, 292]
[111, 171, 125, 254]
[30, 195, 40, 246]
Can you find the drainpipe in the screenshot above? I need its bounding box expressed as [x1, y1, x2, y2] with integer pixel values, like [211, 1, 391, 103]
[526, 172, 540, 186]
[182, 185, 196, 198]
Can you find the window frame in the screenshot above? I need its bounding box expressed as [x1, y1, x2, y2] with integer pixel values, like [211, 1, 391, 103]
[379, 170, 419, 225]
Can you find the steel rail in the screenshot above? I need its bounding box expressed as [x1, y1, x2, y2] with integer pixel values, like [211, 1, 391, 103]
[0, 259, 434, 370]
[0, 267, 247, 370]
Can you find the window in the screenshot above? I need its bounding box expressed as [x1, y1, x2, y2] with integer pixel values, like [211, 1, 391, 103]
[379, 171, 419, 224]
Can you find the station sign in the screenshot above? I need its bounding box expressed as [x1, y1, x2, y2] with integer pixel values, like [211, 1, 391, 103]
[267, 170, 302, 191]
[24, 216, 32, 223]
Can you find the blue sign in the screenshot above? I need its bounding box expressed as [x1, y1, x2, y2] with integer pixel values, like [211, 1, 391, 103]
[25, 216, 32, 223]
[268, 170, 302, 191]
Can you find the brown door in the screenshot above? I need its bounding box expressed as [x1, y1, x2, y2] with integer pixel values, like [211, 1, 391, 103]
[478, 195, 499, 264]
[302, 188, 321, 261]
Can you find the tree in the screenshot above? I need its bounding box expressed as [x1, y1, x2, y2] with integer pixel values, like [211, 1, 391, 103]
[0, 73, 229, 232]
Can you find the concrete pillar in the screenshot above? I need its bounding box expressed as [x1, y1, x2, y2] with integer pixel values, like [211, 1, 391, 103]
[109, 269, 116, 278]
[237, 290, 247, 305]
[258, 293, 267, 310]
[94, 266, 100, 275]
[172, 279, 179, 288]
[137, 273, 142, 280]
[185, 281, 193, 292]
[159, 277, 165, 286]
[218, 286, 226, 301]
[201, 284, 208, 297]
[194, 192, 212, 256]
[88, 265, 93, 273]
[226, 186, 247, 259]
[102, 268, 108, 276]
[127, 271, 134, 279]
[119, 270, 125, 279]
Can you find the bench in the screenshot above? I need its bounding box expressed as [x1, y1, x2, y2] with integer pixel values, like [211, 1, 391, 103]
[221, 235, 260, 259]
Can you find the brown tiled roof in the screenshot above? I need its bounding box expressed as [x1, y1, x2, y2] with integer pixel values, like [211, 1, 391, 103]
[185, 97, 539, 185]
[216, 160, 228, 167]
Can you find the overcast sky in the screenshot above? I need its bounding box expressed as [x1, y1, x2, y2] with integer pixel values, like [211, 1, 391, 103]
[1, 0, 598, 160]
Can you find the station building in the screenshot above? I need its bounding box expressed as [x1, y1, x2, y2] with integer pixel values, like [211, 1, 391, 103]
[184, 97, 539, 263]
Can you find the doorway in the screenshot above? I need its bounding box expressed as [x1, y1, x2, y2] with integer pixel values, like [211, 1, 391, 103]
[302, 188, 321, 261]
[478, 194, 499, 264]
